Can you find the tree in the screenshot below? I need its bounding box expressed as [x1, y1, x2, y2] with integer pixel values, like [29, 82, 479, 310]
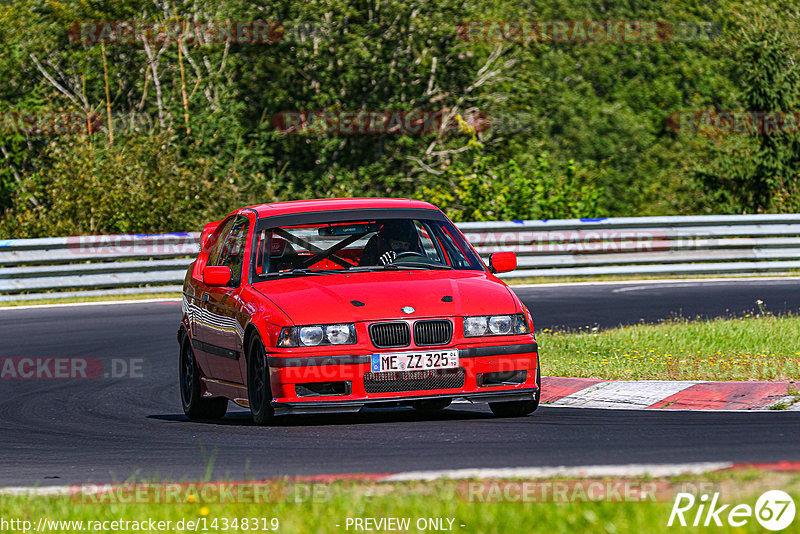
[416, 116, 603, 221]
[697, 29, 800, 212]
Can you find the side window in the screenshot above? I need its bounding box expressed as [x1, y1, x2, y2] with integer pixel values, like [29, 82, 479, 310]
[214, 216, 250, 286]
[206, 218, 235, 266]
[431, 223, 472, 268]
[256, 230, 295, 274]
[415, 220, 443, 262]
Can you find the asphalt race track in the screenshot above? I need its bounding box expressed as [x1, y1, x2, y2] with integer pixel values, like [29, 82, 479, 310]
[1, 278, 799, 487]
[515, 277, 800, 330]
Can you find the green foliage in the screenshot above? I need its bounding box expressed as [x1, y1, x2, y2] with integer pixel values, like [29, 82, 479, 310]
[696, 28, 800, 212]
[0, 0, 797, 237]
[417, 118, 603, 221]
[2, 133, 236, 236]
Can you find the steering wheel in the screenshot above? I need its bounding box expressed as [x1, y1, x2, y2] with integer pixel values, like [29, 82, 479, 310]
[395, 251, 427, 260]
[393, 251, 442, 266]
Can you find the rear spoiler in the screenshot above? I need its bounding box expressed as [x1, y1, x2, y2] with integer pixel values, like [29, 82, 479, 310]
[200, 220, 222, 251]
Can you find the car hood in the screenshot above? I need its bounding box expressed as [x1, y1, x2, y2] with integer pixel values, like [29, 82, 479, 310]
[252, 270, 518, 325]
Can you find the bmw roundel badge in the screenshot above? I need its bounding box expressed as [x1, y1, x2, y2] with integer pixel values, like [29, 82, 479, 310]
[401, 306, 415, 314]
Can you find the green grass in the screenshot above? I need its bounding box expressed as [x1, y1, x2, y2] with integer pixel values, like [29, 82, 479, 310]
[504, 272, 800, 285]
[1, 470, 798, 534]
[1, 273, 798, 306]
[539, 314, 800, 381]
[0, 292, 180, 307]
[2, 273, 799, 309]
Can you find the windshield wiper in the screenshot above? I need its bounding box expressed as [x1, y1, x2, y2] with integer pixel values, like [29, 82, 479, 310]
[392, 261, 454, 270]
[264, 268, 344, 278]
[345, 263, 454, 272]
[342, 265, 400, 272]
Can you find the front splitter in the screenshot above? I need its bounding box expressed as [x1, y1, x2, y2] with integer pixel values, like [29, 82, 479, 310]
[272, 387, 539, 416]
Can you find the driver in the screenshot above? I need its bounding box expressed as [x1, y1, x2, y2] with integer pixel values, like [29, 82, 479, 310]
[359, 220, 422, 266]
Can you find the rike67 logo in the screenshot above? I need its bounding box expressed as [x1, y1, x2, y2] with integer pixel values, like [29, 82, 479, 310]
[669, 490, 796, 531]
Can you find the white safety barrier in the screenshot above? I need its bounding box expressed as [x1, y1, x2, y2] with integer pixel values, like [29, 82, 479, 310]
[1, 214, 799, 300]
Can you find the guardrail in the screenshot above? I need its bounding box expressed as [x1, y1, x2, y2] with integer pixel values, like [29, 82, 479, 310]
[1, 214, 799, 301]
[0, 233, 198, 301]
[459, 214, 800, 277]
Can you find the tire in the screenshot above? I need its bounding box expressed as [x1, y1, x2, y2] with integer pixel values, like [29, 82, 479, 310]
[488, 362, 541, 418]
[247, 335, 275, 425]
[411, 398, 452, 412]
[180, 333, 228, 420]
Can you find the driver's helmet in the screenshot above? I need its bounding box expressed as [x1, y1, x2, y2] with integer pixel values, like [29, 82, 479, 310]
[379, 220, 419, 253]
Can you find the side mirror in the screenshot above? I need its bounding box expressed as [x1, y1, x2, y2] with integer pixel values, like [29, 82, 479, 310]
[488, 252, 517, 274]
[203, 266, 232, 286]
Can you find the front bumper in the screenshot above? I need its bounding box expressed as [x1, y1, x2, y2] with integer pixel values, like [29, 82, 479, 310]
[272, 387, 539, 415]
[267, 341, 538, 414]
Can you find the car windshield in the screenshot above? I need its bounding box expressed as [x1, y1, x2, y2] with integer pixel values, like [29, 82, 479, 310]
[253, 216, 484, 278]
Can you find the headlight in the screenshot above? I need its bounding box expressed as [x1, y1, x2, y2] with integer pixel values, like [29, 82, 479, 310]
[489, 315, 513, 334]
[463, 313, 530, 337]
[277, 324, 357, 347]
[300, 326, 324, 346]
[463, 316, 489, 337]
[325, 324, 352, 344]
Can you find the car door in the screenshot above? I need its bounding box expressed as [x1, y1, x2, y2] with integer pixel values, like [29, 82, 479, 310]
[195, 215, 250, 384]
[189, 216, 234, 377]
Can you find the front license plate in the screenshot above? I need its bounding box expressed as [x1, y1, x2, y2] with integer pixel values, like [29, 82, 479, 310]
[371, 350, 459, 373]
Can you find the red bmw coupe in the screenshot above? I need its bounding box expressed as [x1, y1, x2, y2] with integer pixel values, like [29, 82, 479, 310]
[178, 198, 540, 424]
